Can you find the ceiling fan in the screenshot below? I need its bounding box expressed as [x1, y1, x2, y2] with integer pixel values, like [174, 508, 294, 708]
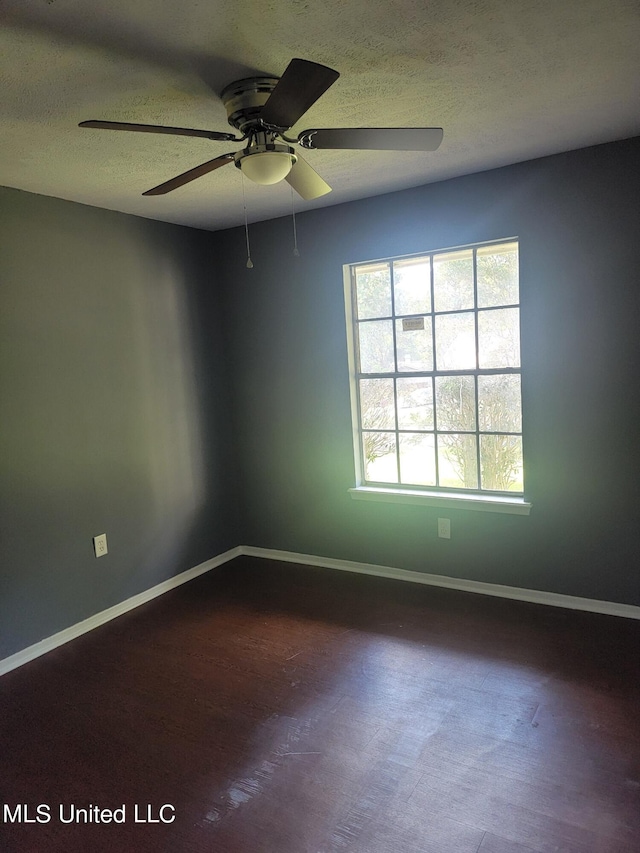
[79, 58, 444, 201]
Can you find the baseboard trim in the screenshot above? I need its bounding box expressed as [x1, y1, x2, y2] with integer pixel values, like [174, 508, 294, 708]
[239, 546, 640, 620]
[0, 546, 242, 677]
[4, 543, 638, 678]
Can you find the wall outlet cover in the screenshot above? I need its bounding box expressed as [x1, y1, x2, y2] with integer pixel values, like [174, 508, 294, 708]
[437, 518, 451, 539]
[93, 534, 108, 557]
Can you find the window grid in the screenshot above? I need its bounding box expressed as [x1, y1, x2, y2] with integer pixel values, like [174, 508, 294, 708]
[389, 260, 401, 483]
[355, 303, 520, 324]
[429, 258, 441, 487]
[472, 248, 481, 486]
[352, 239, 523, 496]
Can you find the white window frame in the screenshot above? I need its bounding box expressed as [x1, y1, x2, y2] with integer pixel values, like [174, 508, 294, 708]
[344, 239, 531, 516]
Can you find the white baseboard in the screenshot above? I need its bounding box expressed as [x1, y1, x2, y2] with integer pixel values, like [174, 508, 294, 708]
[239, 546, 640, 621]
[3, 543, 638, 678]
[0, 546, 242, 677]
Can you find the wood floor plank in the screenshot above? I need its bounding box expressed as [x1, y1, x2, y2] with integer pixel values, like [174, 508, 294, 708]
[480, 829, 640, 853]
[1, 557, 639, 853]
[479, 832, 550, 852]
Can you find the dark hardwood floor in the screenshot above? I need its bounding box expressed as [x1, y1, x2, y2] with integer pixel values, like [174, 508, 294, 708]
[1, 556, 639, 853]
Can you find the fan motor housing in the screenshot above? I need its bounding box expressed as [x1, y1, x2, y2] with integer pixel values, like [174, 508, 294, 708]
[220, 76, 279, 134]
[234, 140, 296, 169]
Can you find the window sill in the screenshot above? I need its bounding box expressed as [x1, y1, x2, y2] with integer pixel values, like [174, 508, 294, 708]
[348, 486, 532, 515]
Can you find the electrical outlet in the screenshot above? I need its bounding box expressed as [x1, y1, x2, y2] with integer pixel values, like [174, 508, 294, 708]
[93, 533, 108, 558]
[437, 518, 451, 539]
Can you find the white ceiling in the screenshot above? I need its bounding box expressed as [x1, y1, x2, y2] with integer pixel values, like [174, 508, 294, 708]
[1, 0, 638, 232]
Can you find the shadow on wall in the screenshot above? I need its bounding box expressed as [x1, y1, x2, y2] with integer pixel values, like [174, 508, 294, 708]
[0, 194, 221, 657]
[123, 240, 208, 588]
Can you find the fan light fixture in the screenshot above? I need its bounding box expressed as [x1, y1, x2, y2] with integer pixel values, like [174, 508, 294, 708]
[240, 150, 294, 185]
[79, 58, 444, 200]
[235, 142, 297, 186]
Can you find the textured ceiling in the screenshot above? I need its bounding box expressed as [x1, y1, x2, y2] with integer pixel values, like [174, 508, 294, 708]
[1, 0, 639, 231]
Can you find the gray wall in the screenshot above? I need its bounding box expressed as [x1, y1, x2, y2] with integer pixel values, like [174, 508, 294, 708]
[215, 137, 640, 606]
[0, 188, 238, 658]
[2, 137, 638, 664]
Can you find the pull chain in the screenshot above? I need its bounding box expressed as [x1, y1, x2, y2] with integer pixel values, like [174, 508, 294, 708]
[291, 184, 300, 257]
[242, 172, 253, 269]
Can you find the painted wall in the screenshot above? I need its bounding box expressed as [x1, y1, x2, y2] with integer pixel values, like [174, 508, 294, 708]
[215, 137, 640, 606]
[0, 188, 238, 658]
[2, 137, 638, 664]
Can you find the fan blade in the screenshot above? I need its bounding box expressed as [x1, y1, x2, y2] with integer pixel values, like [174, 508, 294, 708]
[142, 154, 235, 195]
[259, 59, 339, 129]
[285, 155, 332, 200]
[298, 127, 444, 151]
[79, 120, 238, 142]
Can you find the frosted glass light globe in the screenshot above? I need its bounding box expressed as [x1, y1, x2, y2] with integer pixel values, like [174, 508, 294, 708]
[240, 151, 294, 185]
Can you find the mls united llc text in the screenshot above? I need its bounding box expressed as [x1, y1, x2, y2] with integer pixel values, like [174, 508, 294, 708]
[3, 803, 176, 824]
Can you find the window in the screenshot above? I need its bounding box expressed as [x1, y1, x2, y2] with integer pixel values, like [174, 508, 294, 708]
[345, 239, 530, 514]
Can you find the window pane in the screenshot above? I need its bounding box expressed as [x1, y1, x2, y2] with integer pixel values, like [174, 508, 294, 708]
[359, 379, 395, 430]
[480, 435, 523, 492]
[351, 240, 523, 499]
[397, 378, 433, 429]
[433, 249, 474, 312]
[355, 263, 391, 319]
[399, 434, 436, 486]
[435, 313, 476, 370]
[437, 434, 478, 489]
[393, 257, 431, 315]
[359, 320, 394, 373]
[396, 318, 433, 371]
[435, 376, 476, 430]
[477, 242, 519, 308]
[363, 433, 397, 483]
[478, 308, 520, 368]
[478, 374, 522, 432]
